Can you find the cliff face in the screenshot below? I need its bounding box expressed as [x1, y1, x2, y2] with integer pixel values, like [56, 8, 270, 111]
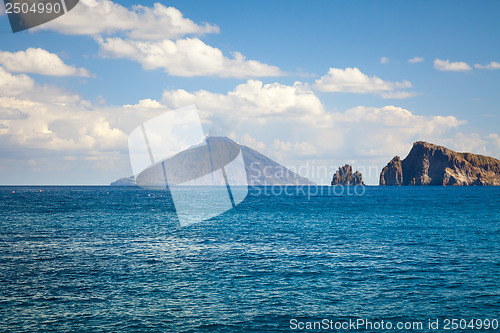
[380, 141, 500, 186]
[379, 156, 403, 186]
[331, 164, 365, 185]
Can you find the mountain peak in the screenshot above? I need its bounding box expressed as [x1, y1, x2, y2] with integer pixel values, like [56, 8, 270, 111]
[111, 136, 315, 186]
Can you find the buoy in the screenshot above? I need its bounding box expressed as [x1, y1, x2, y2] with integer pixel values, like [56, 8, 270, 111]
[12, 191, 15, 194]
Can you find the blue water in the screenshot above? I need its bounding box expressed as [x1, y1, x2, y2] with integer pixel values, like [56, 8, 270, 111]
[0, 186, 499, 332]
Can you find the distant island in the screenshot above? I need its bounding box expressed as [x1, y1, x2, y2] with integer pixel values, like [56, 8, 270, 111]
[331, 164, 364, 185]
[111, 136, 315, 187]
[380, 141, 500, 186]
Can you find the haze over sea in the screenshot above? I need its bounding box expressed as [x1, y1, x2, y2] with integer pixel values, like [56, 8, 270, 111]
[1, 186, 499, 332]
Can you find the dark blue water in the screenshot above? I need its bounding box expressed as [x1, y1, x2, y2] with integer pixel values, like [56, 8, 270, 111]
[0, 186, 499, 332]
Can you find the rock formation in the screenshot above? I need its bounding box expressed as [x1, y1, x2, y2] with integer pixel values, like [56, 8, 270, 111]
[110, 176, 136, 186]
[379, 141, 500, 186]
[379, 156, 403, 186]
[331, 164, 365, 185]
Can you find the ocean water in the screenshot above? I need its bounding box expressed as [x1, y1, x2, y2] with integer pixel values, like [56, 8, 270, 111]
[0, 186, 499, 332]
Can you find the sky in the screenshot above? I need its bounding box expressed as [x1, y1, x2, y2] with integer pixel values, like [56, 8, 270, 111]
[0, 0, 499, 185]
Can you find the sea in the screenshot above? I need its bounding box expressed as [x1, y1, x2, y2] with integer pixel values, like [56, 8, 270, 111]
[0, 186, 499, 332]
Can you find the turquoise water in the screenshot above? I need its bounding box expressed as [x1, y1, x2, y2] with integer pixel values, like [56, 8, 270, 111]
[0, 186, 499, 332]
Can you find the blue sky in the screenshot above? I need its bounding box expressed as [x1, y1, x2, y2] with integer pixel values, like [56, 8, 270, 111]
[0, 0, 499, 185]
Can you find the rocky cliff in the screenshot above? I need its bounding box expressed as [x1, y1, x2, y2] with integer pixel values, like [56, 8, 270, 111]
[331, 164, 365, 185]
[379, 141, 500, 186]
[379, 156, 403, 186]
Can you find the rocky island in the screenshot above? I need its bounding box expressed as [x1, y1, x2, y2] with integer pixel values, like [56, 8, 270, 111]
[331, 164, 365, 185]
[380, 141, 500, 186]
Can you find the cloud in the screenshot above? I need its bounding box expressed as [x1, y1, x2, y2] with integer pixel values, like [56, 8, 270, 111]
[439, 132, 500, 158]
[34, 0, 282, 79]
[0, 66, 35, 95]
[98, 37, 284, 78]
[434, 58, 472, 71]
[37, 0, 219, 40]
[329, 105, 466, 159]
[162, 80, 324, 122]
[312, 67, 414, 98]
[0, 48, 91, 77]
[123, 98, 162, 109]
[408, 56, 424, 63]
[273, 139, 318, 156]
[338, 105, 463, 129]
[474, 61, 500, 70]
[0, 68, 130, 157]
[486, 134, 500, 150]
[240, 133, 266, 151]
[380, 57, 390, 64]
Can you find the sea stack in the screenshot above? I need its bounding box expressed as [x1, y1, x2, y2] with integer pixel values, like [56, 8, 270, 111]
[379, 141, 500, 185]
[331, 164, 365, 185]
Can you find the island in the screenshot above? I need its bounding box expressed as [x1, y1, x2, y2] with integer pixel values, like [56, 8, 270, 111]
[111, 136, 315, 186]
[331, 164, 365, 185]
[380, 141, 500, 186]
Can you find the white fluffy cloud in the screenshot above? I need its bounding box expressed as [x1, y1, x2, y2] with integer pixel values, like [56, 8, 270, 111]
[97, 37, 283, 78]
[123, 98, 162, 109]
[0, 96, 125, 154]
[440, 132, 500, 157]
[321, 105, 465, 161]
[434, 58, 472, 71]
[37, 0, 219, 40]
[162, 80, 324, 119]
[408, 56, 424, 63]
[337, 105, 463, 137]
[313, 67, 414, 98]
[0, 66, 35, 95]
[0, 48, 91, 77]
[474, 61, 500, 70]
[0, 68, 129, 159]
[35, 0, 283, 79]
